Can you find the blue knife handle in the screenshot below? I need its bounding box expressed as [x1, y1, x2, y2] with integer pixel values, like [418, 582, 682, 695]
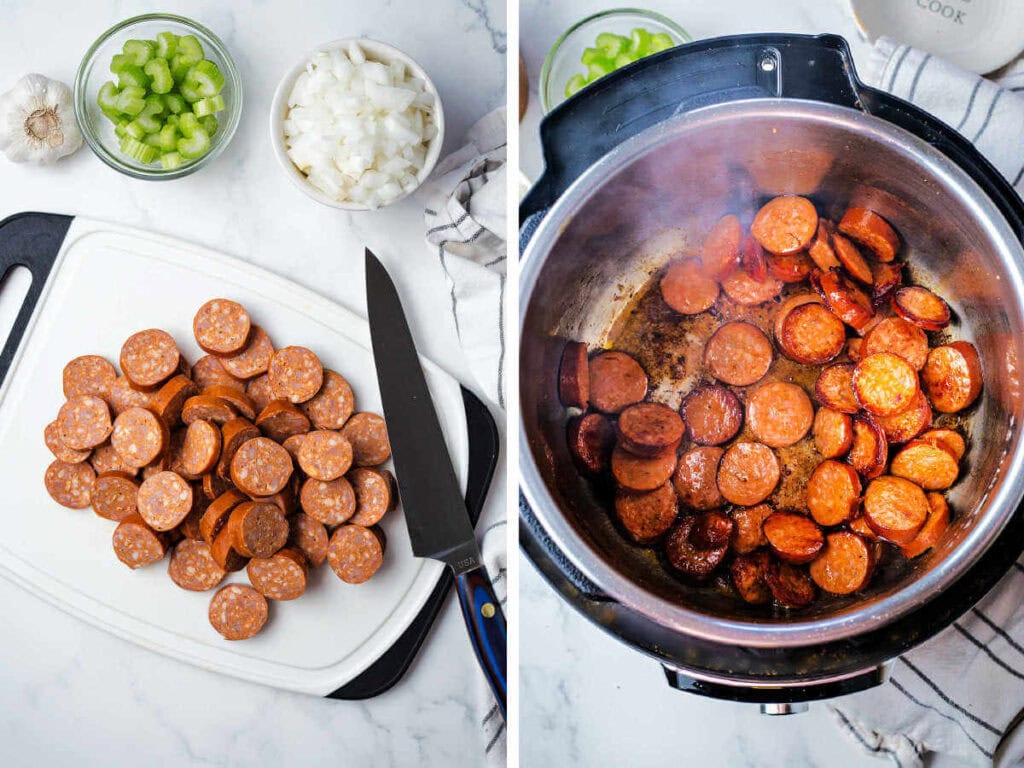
[455, 564, 507, 719]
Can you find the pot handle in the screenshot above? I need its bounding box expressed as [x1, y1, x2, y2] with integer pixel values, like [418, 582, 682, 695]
[521, 33, 864, 222]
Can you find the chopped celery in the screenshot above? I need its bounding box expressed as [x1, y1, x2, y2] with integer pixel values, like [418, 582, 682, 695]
[163, 92, 187, 114]
[143, 132, 164, 148]
[160, 151, 183, 170]
[117, 65, 150, 90]
[188, 60, 224, 96]
[192, 94, 225, 117]
[564, 74, 587, 98]
[629, 28, 652, 53]
[177, 34, 205, 62]
[158, 123, 179, 151]
[595, 33, 625, 58]
[200, 114, 218, 135]
[166, 114, 180, 127]
[178, 112, 200, 136]
[170, 55, 194, 83]
[580, 47, 605, 66]
[124, 120, 147, 140]
[179, 80, 202, 103]
[566, 26, 677, 101]
[97, 81, 120, 112]
[100, 105, 122, 123]
[110, 53, 131, 74]
[155, 31, 179, 59]
[587, 61, 613, 80]
[114, 120, 130, 138]
[649, 33, 674, 53]
[177, 127, 210, 159]
[115, 86, 146, 116]
[122, 39, 155, 66]
[120, 136, 158, 163]
[144, 58, 174, 94]
[614, 52, 639, 68]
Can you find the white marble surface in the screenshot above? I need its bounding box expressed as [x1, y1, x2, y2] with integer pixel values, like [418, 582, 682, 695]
[517, 2, 966, 767]
[0, 1, 505, 766]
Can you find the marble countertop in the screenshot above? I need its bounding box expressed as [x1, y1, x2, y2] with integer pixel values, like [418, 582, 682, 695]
[0, 1, 504, 765]
[518, 2, 965, 766]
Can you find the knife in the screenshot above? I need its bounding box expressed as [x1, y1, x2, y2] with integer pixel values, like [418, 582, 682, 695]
[364, 248, 507, 719]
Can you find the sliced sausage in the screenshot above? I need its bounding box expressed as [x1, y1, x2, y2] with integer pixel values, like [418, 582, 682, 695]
[717, 442, 780, 506]
[806, 460, 862, 526]
[300, 476, 357, 526]
[779, 303, 846, 365]
[44, 459, 95, 509]
[730, 503, 773, 554]
[288, 512, 330, 567]
[221, 325, 275, 380]
[660, 258, 720, 315]
[664, 516, 728, 580]
[201, 472, 232, 501]
[179, 419, 222, 476]
[704, 321, 773, 387]
[567, 413, 616, 474]
[148, 374, 198, 425]
[208, 584, 268, 640]
[681, 386, 743, 446]
[847, 337, 863, 362]
[766, 559, 816, 608]
[297, 430, 353, 481]
[328, 525, 385, 584]
[611, 445, 677, 492]
[672, 446, 725, 511]
[120, 329, 180, 390]
[137, 471, 193, 531]
[892, 287, 951, 331]
[813, 407, 853, 458]
[217, 417, 260, 480]
[862, 317, 929, 370]
[848, 515, 879, 541]
[168, 538, 227, 591]
[558, 341, 589, 408]
[91, 471, 139, 521]
[210, 526, 248, 572]
[921, 428, 966, 461]
[111, 407, 168, 468]
[807, 220, 840, 271]
[832, 232, 873, 284]
[838, 207, 899, 262]
[850, 415, 888, 479]
[228, 501, 289, 558]
[811, 268, 875, 332]
[746, 382, 813, 448]
[614, 483, 678, 543]
[616, 403, 684, 457]
[810, 531, 876, 594]
[349, 467, 396, 527]
[44, 419, 91, 463]
[247, 548, 309, 600]
[58, 395, 113, 450]
[731, 550, 772, 604]
[192, 355, 246, 393]
[875, 389, 932, 443]
[230, 437, 293, 497]
[588, 351, 648, 414]
[750, 195, 818, 255]
[106, 376, 153, 415]
[63, 355, 117, 399]
[256, 401, 311, 442]
[921, 342, 982, 413]
[853, 352, 919, 416]
[900, 492, 951, 559]
[112, 514, 169, 569]
[193, 299, 251, 355]
[767, 252, 813, 283]
[871, 261, 904, 306]
[246, 373, 276, 413]
[699, 214, 741, 280]
[201, 386, 256, 420]
[763, 512, 824, 564]
[181, 395, 237, 425]
[720, 269, 783, 306]
[773, 293, 823, 344]
[690, 511, 734, 549]
[268, 346, 323, 404]
[178, 494, 207, 540]
[863, 476, 929, 544]
[740, 234, 768, 281]
[90, 443, 137, 476]
[341, 412, 391, 466]
[199, 488, 247, 544]
[302, 370, 356, 430]
[891, 439, 959, 490]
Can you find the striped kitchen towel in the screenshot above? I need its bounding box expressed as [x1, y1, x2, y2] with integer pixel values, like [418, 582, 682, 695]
[832, 38, 1024, 768]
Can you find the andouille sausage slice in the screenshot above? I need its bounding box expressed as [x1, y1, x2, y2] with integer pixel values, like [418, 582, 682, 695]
[106, 376, 153, 415]
[558, 341, 590, 410]
[740, 234, 768, 281]
[773, 293, 823, 344]
[168, 538, 227, 591]
[853, 353, 919, 416]
[810, 532, 876, 594]
[921, 342, 982, 413]
[813, 407, 853, 459]
[288, 512, 330, 567]
[90, 443, 137, 476]
[255, 401, 311, 442]
[216, 417, 260, 480]
[871, 261, 904, 306]
[850, 415, 888, 479]
[746, 382, 813, 448]
[328, 525, 385, 584]
[202, 472, 232, 501]
[247, 548, 309, 600]
[210, 526, 248, 572]
[228, 501, 289, 559]
[750, 195, 818, 255]
[614, 483, 678, 543]
[681, 386, 742, 446]
[246, 374, 276, 414]
[616, 403, 684, 457]
[181, 395, 238, 425]
[200, 488, 247, 544]
[720, 269, 783, 306]
[767, 252, 814, 284]
[588, 351, 648, 414]
[811, 268, 875, 332]
[268, 346, 323, 404]
[178, 493, 208, 540]
[664, 516, 728, 580]
[892, 287, 951, 331]
[690, 511, 734, 549]
[91, 471, 139, 521]
[192, 355, 246, 393]
[567, 413, 616, 474]
[58, 395, 113, 451]
[863, 476, 929, 544]
[231, 436, 293, 497]
[717, 442, 780, 506]
[660, 258, 719, 315]
[778, 303, 846, 365]
[730, 504, 773, 554]
[297, 430, 354, 481]
[611, 445, 677, 492]
[921, 428, 966, 461]
[832, 233, 873, 284]
[341, 412, 391, 466]
[221, 325, 275, 380]
[202, 386, 256, 420]
[193, 299, 251, 355]
[900, 492, 951, 559]
[209, 584, 268, 640]
[111, 406, 168, 468]
[149, 375, 198, 425]
[137, 471, 193, 531]
[44, 460, 95, 509]
[862, 317, 929, 370]
[875, 389, 932, 443]
[699, 214, 741, 280]
[349, 467, 396, 527]
[807, 220, 840, 271]
[673, 446, 725, 511]
[806, 460, 862, 526]
[300, 476, 357, 526]
[179, 419, 222, 477]
[120, 329, 181, 390]
[731, 550, 772, 604]
[704, 321, 773, 387]
[763, 512, 824, 564]
[766, 560, 816, 608]
[302, 370, 356, 430]
[891, 439, 959, 490]
[44, 420, 91, 463]
[848, 515, 879, 541]
[112, 514, 169, 569]
[63, 355, 117, 399]
[838, 207, 900, 262]
[847, 337, 863, 362]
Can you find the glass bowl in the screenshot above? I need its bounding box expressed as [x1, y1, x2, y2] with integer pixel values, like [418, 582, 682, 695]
[74, 13, 242, 180]
[540, 8, 691, 113]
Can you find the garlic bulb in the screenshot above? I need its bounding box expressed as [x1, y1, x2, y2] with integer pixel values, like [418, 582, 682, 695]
[0, 74, 82, 164]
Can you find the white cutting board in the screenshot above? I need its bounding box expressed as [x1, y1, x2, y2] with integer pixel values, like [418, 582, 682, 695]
[0, 217, 467, 696]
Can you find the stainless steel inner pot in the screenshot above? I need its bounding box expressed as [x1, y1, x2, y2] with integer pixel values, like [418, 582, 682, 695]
[520, 98, 1024, 649]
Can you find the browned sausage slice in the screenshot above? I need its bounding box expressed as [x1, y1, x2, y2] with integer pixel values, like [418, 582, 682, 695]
[863, 476, 929, 544]
[810, 531, 876, 594]
[892, 287, 951, 331]
[763, 512, 824, 564]
[91, 471, 139, 521]
[850, 415, 888, 479]
[838, 207, 900, 262]
[730, 504, 773, 554]
[300, 476, 357, 525]
[328, 525, 385, 584]
[44, 460, 95, 508]
[853, 352, 919, 416]
[168, 538, 227, 591]
[120, 329, 181, 390]
[111, 407, 168, 469]
[806, 460, 861, 526]
[256, 401, 311, 442]
[681, 386, 742, 446]
[862, 317, 929, 370]
[137, 470, 193, 531]
[44, 419, 91, 463]
[890, 439, 959, 490]
[813, 407, 853, 458]
[746, 382, 814, 448]
[832, 232, 873, 284]
[672, 446, 725, 511]
[297, 430, 353, 481]
[210, 525, 248, 572]
[288, 512, 330, 567]
[660, 258, 720, 315]
[148, 375, 198, 425]
[740, 234, 768, 281]
[779, 303, 846, 365]
[268, 346, 323, 404]
[614, 483, 678, 543]
[717, 442, 779, 506]
[921, 342, 982, 413]
[807, 220, 840, 271]
[871, 261, 904, 306]
[228, 501, 289, 558]
[767, 252, 813, 284]
[192, 355, 246, 392]
[704, 321, 773, 386]
[63, 355, 117, 399]
[766, 559, 816, 608]
[200, 488, 247, 544]
[201, 385, 256, 420]
[731, 550, 772, 604]
[616, 403, 684, 457]
[773, 293, 823, 345]
[181, 394, 238, 425]
[341, 412, 391, 466]
[193, 299, 251, 355]
[558, 341, 589, 408]
[900, 492, 951, 559]
[874, 389, 932, 443]
[179, 419, 222, 476]
[247, 548, 309, 600]
[699, 214, 741, 280]
[751, 195, 818, 255]
[664, 516, 728, 580]
[611, 445, 676, 492]
[567, 413, 616, 474]
[720, 269, 783, 306]
[221, 325, 275, 380]
[201, 472, 232, 501]
[588, 351, 648, 414]
[209, 584, 268, 639]
[848, 515, 879, 541]
[230, 436, 293, 496]
[921, 428, 966, 461]
[690, 511, 734, 549]
[112, 514, 169, 569]
[811, 268, 875, 332]
[349, 467, 396, 526]
[216, 417, 260, 479]
[58, 395, 113, 450]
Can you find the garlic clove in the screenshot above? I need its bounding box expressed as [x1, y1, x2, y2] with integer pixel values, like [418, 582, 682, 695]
[0, 73, 83, 164]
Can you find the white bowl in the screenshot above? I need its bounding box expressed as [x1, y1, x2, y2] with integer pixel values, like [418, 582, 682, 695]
[270, 38, 445, 211]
